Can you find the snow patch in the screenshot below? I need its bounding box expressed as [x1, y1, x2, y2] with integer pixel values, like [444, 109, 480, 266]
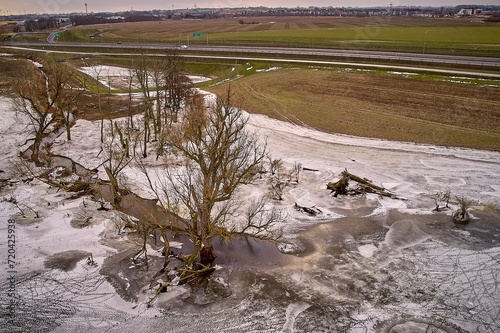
[256, 66, 282, 72]
[186, 75, 211, 83]
[358, 244, 378, 258]
[281, 301, 311, 333]
[425, 176, 466, 186]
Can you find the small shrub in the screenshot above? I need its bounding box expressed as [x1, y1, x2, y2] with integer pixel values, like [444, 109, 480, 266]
[452, 195, 475, 224]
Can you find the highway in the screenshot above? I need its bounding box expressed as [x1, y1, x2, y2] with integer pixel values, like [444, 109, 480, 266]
[6, 44, 500, 79]
[9, 37, 500, 70]
[181, 45, 500, 69]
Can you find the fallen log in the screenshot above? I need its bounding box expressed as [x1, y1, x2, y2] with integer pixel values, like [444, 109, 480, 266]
[294, 202, 322, 216]
[0, 178, 17, 189]
[342, 169, 386, 192]
[327, 176, 349, 197]
[328, 169, 398, 199]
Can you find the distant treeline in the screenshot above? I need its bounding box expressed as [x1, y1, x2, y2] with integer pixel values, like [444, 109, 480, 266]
[485, 14, 500, 22]
[24, 17, 58, 32]
[70, 14, 161, 26]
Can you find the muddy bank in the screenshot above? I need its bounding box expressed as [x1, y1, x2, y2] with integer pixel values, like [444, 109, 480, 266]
[44, 250, 92, 271]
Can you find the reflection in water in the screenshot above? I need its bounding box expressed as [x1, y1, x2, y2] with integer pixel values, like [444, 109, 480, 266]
[213, 236, 290, 268]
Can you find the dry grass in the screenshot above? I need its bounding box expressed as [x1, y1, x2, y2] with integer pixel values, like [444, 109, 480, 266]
[0, 57, 37, 96]
[96, 16, 493, 39]
[0, 56, 141, 121]
[207, 68, 500, 151]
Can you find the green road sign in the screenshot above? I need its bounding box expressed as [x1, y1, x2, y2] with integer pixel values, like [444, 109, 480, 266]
[193, 33, 204, 37]
[54, 33, 60, 37]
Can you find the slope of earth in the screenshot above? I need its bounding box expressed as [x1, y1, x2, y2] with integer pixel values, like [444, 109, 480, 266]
[206, 66, 500, 151]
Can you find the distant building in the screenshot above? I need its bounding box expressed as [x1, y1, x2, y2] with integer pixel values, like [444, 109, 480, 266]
[0, 20, 23, 26]
[474, 10, 499, 18]
[457, 8, 482, 17]
[220, 11, 244, 18]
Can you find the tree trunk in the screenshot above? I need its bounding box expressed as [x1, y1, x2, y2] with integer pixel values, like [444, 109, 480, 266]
[155, 93, 161, 140]
[161, 230, 171, 269]
[199, 207, 217, 262]
[200, 245, 216, 262]
[31, 136, 43, 166]
[143, 111, 149, 158]
[100, 117, 104, 143]
[66, 123, 71, 141]
[327, 176, 349, 196]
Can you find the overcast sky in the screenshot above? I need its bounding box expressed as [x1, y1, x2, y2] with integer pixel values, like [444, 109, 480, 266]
[2, 0, 498, 15]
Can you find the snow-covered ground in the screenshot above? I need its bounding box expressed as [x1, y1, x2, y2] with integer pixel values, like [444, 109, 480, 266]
[80, 65, 136, 90]
[1, 76, 499, 333]
[79, 65, 211, 91]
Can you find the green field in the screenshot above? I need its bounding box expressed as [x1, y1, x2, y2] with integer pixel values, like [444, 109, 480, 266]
[58, 28, 101, 43]
[9, 32, 50, 43]
[204, 26, 500, 55]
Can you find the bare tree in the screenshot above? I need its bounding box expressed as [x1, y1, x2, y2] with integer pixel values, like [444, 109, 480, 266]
[13, 78, 53, 164]
[102, 120, 133, 193]
[269, 157, 283, 177]
[129, 51, 193, 159]
[151, 58, 164, 141]
[453, 195, 475, 224]
[162, 50, 192, 125]
[290, 162, 302, 183]
[126, 68, 135, 130]
[141, 91, 281, 265]
[50, 63, 84, 141]
[132, 53, 154, 158]
[271, 181, 286, 201]
[13, 58, 74, 164]
[87, 64, 106, 143]
[431, 189, 452, 212]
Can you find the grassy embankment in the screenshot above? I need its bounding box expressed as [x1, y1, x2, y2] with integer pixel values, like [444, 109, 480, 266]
[56, 28, 101, 43]
[205, 65, 500, 151]
[0, 55, 141, 120]
[0, 55, 37, 95]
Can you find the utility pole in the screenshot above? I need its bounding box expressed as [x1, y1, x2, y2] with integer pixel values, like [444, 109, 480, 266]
[85, 3, 88, 15]
[423, 30, 430, 54]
